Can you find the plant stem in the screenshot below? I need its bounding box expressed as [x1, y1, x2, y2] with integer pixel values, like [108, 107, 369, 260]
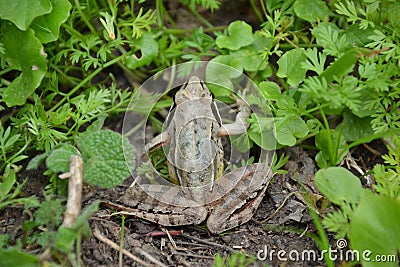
[73, 0, 97, 35]
[161, 25, 226, 35]
[189, 6, 213, 28]
[249, 0, 264, 23]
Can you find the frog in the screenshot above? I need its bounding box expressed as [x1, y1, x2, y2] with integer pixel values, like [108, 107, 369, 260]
[121, 76, 272, 234]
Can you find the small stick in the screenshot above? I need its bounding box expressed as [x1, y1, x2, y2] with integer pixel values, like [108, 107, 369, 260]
[93, 227, 166, 267]
[182, 234, 237, 254]
[62, 155, 84, 227]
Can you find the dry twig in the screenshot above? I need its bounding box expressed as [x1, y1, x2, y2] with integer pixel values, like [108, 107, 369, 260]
[61, 155, 84, 227]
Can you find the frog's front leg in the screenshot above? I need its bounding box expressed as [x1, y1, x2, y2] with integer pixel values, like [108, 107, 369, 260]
[206, 163, 272, 234]
[218, 98, 251, 136]
[144, 131, 171, 153]
[120, 182, 207, 226]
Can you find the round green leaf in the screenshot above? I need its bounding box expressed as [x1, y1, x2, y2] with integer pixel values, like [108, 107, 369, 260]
[0, 0, 51, 30]
[259, 81, 281, 101]
[315, 167, 362, 205]
[350, 194, 400, 267]
[1, 25, 47, 107]
[275, 116, 308, 146]
[293, 0, 330, 23]
[216, 20, 254, 50]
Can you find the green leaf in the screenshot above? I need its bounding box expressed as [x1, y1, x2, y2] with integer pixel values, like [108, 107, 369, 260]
[46, 144, 80, 173]
[76, 130, 135, 188]
[206, 56, 242, 97]
[341, 110, 374, 142]
[275, 116, 308, 146]
[72, 200, 99, 236]
[248, 114, 276, 150]
[229, 32, 269, 72]
[315, 167, 362, 205]
[293, 0, 329, 22]
[259, 81, 281, 100]
[230, 47, 268, 72]
[277, 48, 307, 86]
[0, 0, 51, 30]
[350, 194, 400, 267]
[216, 20, 254, 50]
[34, 198, 64, 227]
[388, 2, 400, 28]
[344, 24, 375, 47]
[315, 128, 348, 168]
[27, 153, 48, 170]
[320, 48, 362, 83]
[1, 25, 47, 107]
[31, 0, 72, 43]
[125, 32, 158, 69]
[0, 248, 40, 267]
[0, 166, 16, 199]
[55, 227, 78, 253]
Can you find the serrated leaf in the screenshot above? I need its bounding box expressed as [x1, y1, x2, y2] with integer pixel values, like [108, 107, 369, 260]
[293, 0, 329, 22]
[125, 32, 158, 69]
[31, 0, 72, 43]
[46, 144, 80, 173]
[216, 21, 253, 50]
[350, 194, 400, 267]
[0, 0, 51, 30]
[277, 48, 307, 86]
[1, 25, 47, 107]
[76, 130, 135, 188]
[315, 167, 361, 205]
[76, 114, 107, 142]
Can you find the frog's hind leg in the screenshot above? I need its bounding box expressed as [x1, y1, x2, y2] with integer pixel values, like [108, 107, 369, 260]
[120, 182, 207, 226]
[206, 164, 272, 234]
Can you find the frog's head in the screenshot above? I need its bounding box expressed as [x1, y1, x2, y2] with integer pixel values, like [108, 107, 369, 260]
[175, 76, 212, 104]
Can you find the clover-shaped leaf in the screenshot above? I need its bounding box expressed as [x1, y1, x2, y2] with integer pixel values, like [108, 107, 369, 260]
[216, 21, 253, 50]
